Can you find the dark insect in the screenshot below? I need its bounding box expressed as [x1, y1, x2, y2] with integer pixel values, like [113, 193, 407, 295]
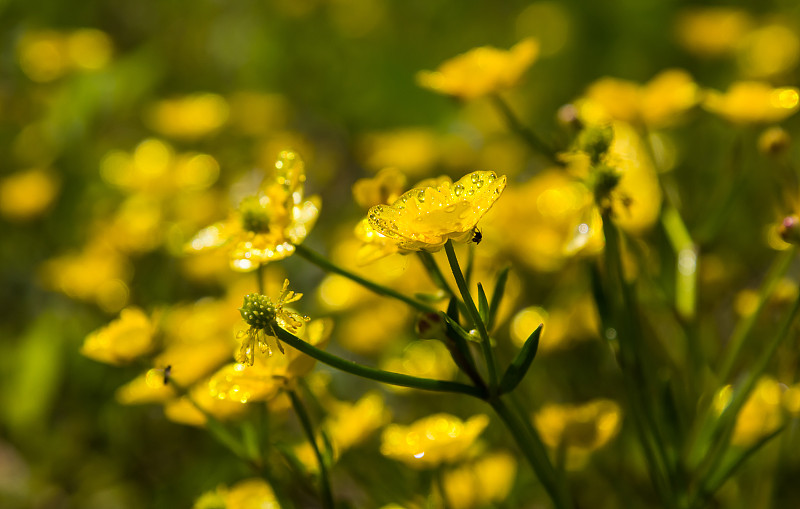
[163, 365, 172, 385]
[472, 228, 482, 244]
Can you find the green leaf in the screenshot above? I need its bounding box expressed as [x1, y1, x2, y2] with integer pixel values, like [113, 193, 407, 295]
[487, 266, 510, 331]
[414, 290, 448, 303]
[447, 296, 459, 322]
[478, 283, 489, 324]
[499, 324, 542, 394]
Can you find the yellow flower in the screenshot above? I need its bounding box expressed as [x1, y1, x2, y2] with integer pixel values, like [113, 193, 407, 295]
[146, 93, 230, 140]
[715, 376, 784, 447]
[17, 28, 113, 82]
[442, 451, 517, 509]
[533, 399, 622, 470]
[164, 381, 250, 427]
[674, 7, 753, 58]
[417, 38, 539, 100]
[236, 279, 309, 366]
[577, 69, 700, 128]
[380, 413, 489, 468]
[352, 167, 408, 209]
[193, 478, 280, 509]
[364, 171, 506, 256]
[0, 168, 60, 221]
[188, 150, 320, 271]
[325, 391, 390, 451]
[81, 307, 156, 365]
[704, 82, 800, 124]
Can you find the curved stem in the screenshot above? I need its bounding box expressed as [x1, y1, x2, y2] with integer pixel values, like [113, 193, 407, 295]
[444, 240, 498, 389]
[489, 396, 572, 509]
[273, 326, 485, 398]
[295, 244, 437, 314]
[288, 389, 335, 509]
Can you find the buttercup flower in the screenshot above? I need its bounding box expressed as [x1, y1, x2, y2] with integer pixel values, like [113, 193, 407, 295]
[703, 82, 800, 124]
[533, 399, 622, 470]
[380, 413, 489, 468]
[236, 279, 309, 366]
[714, 376, 784, 447]
[417, 38, 539, 100]
[193, 478, 281, 509]
[188, 150, 320, 271]
[81, 307, 156, 365]
[362, 170, 506, 257]
[442, 451, 517, 509]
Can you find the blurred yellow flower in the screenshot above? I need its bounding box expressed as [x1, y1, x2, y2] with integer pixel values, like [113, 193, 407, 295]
[193, 478, 280, 509]
[358, 128, 440, 176]
[417, 38, 539, 100]
[578, 69, 700, 128]
[146, 93, 230, 140]
[442, 451, 517, 509]
[352, 167, 408, 209]
[674, 7, 753, 58]
[165, 380, 250, 427]
[381, 413, 489, 468]
[703, 82, 800, 124]
[40, 241, 132, 311]
[381, 341, 457, 393]
[115, 368, 177, 405]
[188, 150, 320, 271]
[81, 308, 156, 365]
[0, 168, 60, 221]
[17, 28, 113, 82]
[738, 24, 800, 78]
[364, 170, 506, 256]
[237, 279, 309, 366]
[715, 377, 784, 447]
[325, 391, 390, 451]
[534, 399, 622, 470]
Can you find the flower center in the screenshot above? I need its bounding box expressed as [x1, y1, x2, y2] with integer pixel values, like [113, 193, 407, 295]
[239, 196, 272, 233]
[239, 293, 277, 329]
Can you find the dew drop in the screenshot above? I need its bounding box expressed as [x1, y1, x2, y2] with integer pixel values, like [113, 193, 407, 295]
[454, 184, 464, 197]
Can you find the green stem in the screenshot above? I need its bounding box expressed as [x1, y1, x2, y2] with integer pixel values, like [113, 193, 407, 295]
[716, 246, 797, 382]
[697, 289, 800, 491]
[602, 214, 676, 506]
[444, 240, 498, 389]
[490, 94, 559, 164]
[489, 396, 572, 509]
[295, 244, 437, 314]
[288, 390, 335, 509]
[417, 251, 456, 298]
[273, 326, 485, 398]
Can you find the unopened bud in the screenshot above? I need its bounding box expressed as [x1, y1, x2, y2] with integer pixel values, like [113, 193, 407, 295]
[416, 312, 447, 341]
[239, 293, 277, 329]
[576, 125, 614, 164]
[779, 215, 800, 245]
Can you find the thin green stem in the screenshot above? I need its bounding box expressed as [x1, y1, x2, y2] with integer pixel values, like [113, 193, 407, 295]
[417, 251, 456, 298]
[489, 396, 572, 509]
[602, 214, 676, 506]
[490, 94, 559, 164]
[273, 326, 485, 398]
[295, 244, 437, 314]
[717, 246, 797, 382]
[288, 389, 335, 509]
[444, 240, 498, 389]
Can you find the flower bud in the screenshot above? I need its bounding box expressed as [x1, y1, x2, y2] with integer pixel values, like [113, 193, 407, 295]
[576, 125, 614, 163]
[779, 215, 800, 245]
[239, 293, 277, 329]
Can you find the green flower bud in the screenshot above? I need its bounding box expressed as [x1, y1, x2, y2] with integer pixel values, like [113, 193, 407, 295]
[239, 293, 277, 330]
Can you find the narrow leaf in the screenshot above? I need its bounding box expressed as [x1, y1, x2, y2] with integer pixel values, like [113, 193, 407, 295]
[478, 283, 489, 324]
[447, 296, 459, 322]
[487, 266, 510, 330]
[499, 324, 542, 394]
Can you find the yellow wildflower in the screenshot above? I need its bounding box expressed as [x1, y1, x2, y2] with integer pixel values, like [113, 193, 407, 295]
[188, 150, 320, 271]
[115, 368, 176, 405]
[352, 167, 408, 209]
[81, 308, 156, 365]
[0, 168, 60, 221]
[364, 170, 506, 256]
[164, 381, 250, 427]
[715, 377, 784, 447]
[534, 399, 622, 470]
[578, 69, 700, 128]
[236, 279, 309, 366]
[17, 28, 113, 82]
[325, 391, 390, 451]
[146, 93, 230, 140]
[381, 413, 489, 468]
[737, 23, 800, 79]
[704, 82, 800, 124]
[417, 38, 539, 100]
[674, 7, 753, 58]
[442, 451, 517, 509]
